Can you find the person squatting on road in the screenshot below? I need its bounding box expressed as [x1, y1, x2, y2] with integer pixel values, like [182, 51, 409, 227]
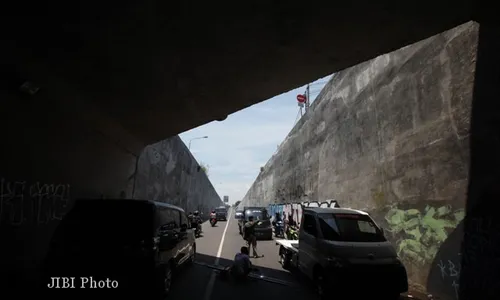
[243, 216, 262, 258]
[229, 246, 254, 281]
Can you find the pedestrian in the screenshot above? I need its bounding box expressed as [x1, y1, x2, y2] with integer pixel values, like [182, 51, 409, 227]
[243, 216, 262, 258]
[230, 246, 253, 281]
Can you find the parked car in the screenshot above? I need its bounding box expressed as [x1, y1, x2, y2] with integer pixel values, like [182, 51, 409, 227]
[276, 207, 408, 299]
[242, 206, 273, 240]
[235, 209, 244, 233]
[41, 199, 196, 299]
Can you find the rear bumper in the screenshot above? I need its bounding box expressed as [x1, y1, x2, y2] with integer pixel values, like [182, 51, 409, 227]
[216, 214, 227, 220]
[254, 228, 273, 239]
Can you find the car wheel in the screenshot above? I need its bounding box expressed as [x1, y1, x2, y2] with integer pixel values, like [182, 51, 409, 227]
[314, 269, 329, 300]
[280, 249, 291, 269]
[159, 263, 173, 299]
[187, 245, 196, 265]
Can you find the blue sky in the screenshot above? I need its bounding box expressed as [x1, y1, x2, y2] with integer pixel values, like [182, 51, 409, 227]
[179, 74, 332, 204]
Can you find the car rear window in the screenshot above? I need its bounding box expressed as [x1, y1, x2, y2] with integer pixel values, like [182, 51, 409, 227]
[318, 213, 386, 242]
[215, 208, 227, 213]
[245, 209, 268, 220]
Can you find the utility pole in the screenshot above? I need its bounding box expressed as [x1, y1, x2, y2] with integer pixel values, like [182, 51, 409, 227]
[305, 83, 310, 113]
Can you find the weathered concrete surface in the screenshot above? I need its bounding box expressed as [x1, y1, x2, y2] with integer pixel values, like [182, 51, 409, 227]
[6, 2, 476, 143]
[134, 136, 223, 216]
[239, 22, 478, 297]
[0, 80, 221, 292]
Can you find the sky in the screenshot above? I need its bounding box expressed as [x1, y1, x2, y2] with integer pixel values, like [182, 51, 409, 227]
[179, 74, 333, 205]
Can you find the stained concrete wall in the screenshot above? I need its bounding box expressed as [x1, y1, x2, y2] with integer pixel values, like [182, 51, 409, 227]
[134, 136, 223, 216]
[239, 21, 478, 298]
[0, 79, 221, 291]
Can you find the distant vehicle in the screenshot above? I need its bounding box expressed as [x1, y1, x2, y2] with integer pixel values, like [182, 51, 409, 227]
[234, 210, 244, 234]
[42, 199, 196, 298]
[276, 207, 407, 299]
[215, 206, 228, 221]
[242, 206, 273, 240]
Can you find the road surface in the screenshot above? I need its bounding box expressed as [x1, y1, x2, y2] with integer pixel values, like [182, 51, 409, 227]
[168, 209, 316, 300]
[168, 209, 413, 300]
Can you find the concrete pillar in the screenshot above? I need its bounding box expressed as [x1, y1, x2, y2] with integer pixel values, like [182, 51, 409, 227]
[460, 23, 500, 299]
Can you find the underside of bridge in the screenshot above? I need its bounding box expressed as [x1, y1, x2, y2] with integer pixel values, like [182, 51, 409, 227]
[1, 1, 498, 298]
[4, 1, 476, 143]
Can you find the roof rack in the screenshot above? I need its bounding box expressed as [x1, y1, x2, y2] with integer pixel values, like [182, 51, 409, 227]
[324, 199, 340, 208]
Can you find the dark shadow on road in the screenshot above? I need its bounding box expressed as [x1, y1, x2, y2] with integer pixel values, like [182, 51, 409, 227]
[195, 252, 309, 287]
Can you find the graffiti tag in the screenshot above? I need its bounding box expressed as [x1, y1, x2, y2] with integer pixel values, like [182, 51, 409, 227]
[437, 255, 461, 299]
[0, 178, 70, 226]
[268, 199, 339, 228]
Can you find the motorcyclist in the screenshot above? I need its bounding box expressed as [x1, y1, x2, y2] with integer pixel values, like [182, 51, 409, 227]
[272, 212, 282, 225]
[193, 210, 202, 222]
[190, 211, 202, 233]
[272, 212, 283, 236]
[210, 209, 216, 219]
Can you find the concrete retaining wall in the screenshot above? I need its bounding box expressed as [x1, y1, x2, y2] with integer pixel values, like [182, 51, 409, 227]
[134, 135, 223, 217]
[239, 21, 478, 298]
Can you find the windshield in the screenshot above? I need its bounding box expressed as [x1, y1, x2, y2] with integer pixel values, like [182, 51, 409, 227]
[318, 213, 386, 242]
[245, 209, 268, 221]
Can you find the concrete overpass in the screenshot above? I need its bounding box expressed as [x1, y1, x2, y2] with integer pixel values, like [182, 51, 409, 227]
[1, 1, 498, 299]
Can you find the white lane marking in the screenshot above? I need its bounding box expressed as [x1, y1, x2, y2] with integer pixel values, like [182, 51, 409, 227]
[203, 208, 232, 300]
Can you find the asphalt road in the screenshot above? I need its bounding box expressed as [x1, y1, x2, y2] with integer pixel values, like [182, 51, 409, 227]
[168, 208, 318, 300]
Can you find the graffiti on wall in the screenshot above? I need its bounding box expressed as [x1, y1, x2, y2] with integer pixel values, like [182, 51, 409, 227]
[0, 178, 71, 226]
[268, 199, 340, 228]
[426, 215, 464, 300]
[384, 205, 464, 264]
[436, 253, 462, 299]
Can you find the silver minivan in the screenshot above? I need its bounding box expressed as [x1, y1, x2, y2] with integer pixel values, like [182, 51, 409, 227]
[286, 207, 408, 299]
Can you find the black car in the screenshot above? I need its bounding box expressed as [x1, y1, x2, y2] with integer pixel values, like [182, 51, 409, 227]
[241, 206, 273, 240]
[215, 206, 228, 221]
[235, 209, 244, 234]
[41, 199, 196, 299]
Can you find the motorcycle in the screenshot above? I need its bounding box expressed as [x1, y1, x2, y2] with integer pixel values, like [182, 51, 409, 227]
[194, 222, 202, 237]
[285, 225, 298, 240]
[210, 216, 217, 227]
[273, 220, 284, 238]
[190, 216, 202, 238]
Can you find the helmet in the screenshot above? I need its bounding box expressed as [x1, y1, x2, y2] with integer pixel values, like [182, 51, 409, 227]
[212, 209, 216, 213]
[193, 210, 199, 216]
